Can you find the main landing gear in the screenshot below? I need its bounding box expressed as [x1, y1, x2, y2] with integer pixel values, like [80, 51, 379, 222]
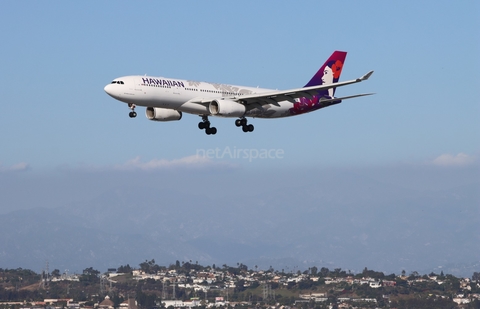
[198, 117, 254, 135]
[235, 118, 254, 133]
[198, 116, 217, 135]
[128, 103, 137, 118]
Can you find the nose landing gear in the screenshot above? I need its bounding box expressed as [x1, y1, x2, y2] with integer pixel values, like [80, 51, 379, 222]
[128, 103, 137, 118]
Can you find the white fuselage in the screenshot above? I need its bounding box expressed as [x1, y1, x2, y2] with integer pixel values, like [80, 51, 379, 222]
[104, 75, 294, 118]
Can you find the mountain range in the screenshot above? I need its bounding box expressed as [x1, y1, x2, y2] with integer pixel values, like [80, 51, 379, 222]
[0, 166, 478, 277]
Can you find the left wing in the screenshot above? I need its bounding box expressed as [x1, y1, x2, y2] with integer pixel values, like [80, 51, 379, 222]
[233, 70, 374, 106]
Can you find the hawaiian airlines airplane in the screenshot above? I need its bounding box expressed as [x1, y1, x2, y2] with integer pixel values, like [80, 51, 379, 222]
[104, 51, 373, 135]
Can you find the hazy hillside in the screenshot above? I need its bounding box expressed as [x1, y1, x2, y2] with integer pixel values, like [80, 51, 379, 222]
[1, 167, 478, 277]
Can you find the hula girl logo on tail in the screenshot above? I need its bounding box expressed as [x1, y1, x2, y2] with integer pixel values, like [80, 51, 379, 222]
[289, 51, 346, 115]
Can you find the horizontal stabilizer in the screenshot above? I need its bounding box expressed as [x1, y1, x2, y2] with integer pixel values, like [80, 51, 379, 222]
[319, 93, 375, 103]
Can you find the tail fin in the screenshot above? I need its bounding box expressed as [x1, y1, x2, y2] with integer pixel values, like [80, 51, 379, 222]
[304, 51, 347, 97]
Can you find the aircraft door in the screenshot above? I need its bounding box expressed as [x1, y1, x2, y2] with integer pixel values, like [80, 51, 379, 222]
[134, 77, 143, 94]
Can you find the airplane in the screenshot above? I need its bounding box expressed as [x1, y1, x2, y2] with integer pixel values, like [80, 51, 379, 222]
[104, 51, 374, 135]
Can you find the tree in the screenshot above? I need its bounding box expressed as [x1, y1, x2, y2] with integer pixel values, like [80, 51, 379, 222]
[235, 279, 246, 292]
[319, 267, 330, 277]
[111, 293, 125, 309]
[140, 259, 160, 274]
[408, 271, 419, 280]
[238, 263, 248, 272]
[444, 274, 460, 291]
[51, 269, 61, 277]
[333, 268, 347, 277]
[80, 267, 100, 283]
[298, 279, 314, 290]
[83, 267, 100, 276]
[438, 270, 445, 279]
[136, 288, 158, 309]
[118, 264, 132, 273]
[472, 272, 480, 282]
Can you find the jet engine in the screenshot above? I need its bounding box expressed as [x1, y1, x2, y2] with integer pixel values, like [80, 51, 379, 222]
[145, 107, 182, 121]
[209, 99, 246, 117]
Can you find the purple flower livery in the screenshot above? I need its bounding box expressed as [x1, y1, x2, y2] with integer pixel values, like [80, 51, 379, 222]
[289, 51, 347, 115]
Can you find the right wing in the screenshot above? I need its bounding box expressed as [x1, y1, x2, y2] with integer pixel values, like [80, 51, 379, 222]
[185, 71, 374, 109]
[232, 70, 374, 106]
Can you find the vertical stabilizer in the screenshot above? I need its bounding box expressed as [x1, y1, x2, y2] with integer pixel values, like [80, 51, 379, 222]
[304, 51, 347, 97]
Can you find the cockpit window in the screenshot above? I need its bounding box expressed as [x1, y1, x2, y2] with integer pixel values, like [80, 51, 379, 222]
[111, 81, 125, 84]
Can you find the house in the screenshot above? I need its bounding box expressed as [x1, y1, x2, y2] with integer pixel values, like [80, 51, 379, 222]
[119, 299, 138, 309]
[453, 298, 470, 305]
[98, 296, 114, 309]
[369, 281, 381, 288]
[162, 299, 201, 308]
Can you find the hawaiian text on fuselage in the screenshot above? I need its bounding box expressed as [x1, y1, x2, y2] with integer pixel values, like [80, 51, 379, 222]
[142, 77, 185, 88]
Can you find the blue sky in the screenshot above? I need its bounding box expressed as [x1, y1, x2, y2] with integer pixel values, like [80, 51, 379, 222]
[0, 1, 479, 274]
[0, 1, 478, 171]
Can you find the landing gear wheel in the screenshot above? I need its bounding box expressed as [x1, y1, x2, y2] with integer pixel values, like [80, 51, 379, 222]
[206, 127, 217, 135]
[240, 118, 247, 126]
[198, 121, 211, 129]
[129, 111, 137, 118]
[235, 119, 242, 127]
[241, 124, 254, 132]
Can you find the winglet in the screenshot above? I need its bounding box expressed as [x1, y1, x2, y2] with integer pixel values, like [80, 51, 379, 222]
[357, 70, 374, 82]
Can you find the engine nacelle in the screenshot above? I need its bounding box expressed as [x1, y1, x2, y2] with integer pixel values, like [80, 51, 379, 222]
[145, 107, 182, 121]
[209, 99, 246, 117]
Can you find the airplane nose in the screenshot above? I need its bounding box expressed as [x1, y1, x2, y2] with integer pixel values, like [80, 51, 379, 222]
[104, 84, 118, 99]
[104, 84, 112, 94]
